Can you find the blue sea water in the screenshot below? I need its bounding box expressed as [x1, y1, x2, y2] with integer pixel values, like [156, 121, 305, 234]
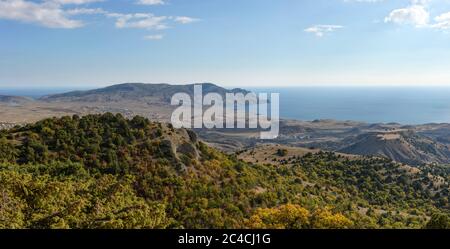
[250, 87, 450, 125]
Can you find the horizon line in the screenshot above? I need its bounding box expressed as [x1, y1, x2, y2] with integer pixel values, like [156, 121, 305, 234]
[3, 82, 450, 90]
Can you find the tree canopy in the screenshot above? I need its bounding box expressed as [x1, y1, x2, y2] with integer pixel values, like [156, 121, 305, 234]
[0, 113, 448, 229]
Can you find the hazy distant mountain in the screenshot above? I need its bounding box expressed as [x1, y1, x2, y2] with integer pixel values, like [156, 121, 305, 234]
[0, 95, 33, 105]
[39, 83, 250, 103]
[339, 131, 450, 165]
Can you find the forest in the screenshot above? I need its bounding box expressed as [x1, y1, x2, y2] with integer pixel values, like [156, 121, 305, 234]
[0, 113, 448, 229]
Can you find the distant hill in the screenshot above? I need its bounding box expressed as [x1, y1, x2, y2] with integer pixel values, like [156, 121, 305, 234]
[0, 95, 33, 105]
[39, 83, 250, 103]
[339, 131, 450, 165]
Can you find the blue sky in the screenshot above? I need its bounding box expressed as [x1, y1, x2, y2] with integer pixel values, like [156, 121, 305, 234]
[2, 0, 450, 88]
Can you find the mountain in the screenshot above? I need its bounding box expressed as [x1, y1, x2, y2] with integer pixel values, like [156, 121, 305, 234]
[0, 82, 255, 124]
[0, 114, 448, 229]
[202, 118, 450, 166]
[39, 83, 249, 103]
[339, 131, 450, 165]
[0, 95, 33, 105]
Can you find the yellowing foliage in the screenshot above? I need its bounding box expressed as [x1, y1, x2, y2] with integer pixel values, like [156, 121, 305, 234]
[310, 208, 354, 229]
[246, 204, 353, 229]
[246, 204, 310, 229]
[0, 168, 171, 229]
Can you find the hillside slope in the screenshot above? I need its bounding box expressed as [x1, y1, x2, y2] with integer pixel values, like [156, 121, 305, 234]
[339, 131, 450, 165]
[0, 95, 33, 105]
[0, 114, 448, 229]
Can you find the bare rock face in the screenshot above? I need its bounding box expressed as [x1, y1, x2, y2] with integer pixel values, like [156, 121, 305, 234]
[339, 131, 450, 165]
[155, 124, 203, 171]
[177, 142, 199, 160]
[186, 129, 198, 143]
[158, 139, 178, 161]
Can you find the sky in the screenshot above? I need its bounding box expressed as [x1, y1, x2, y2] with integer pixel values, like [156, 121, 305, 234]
[2, 0, 450, 88]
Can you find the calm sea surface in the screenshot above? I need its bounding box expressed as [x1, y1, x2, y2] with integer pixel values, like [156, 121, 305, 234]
[250, 87, 450, 125]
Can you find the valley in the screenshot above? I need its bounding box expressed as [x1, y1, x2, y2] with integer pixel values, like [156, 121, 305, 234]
[3, 83, 450, 167]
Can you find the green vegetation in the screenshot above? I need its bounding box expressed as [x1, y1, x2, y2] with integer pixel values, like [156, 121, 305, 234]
[0, 113, 448, 229]
[276, 149, 288, 157]
[425, 213, 450, 229]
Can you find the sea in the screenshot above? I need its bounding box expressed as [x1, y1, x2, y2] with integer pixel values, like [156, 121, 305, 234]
[249, 87, 450, 125]
[2, 86, 450, 125]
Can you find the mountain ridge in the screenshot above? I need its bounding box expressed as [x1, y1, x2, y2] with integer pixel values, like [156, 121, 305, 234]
[0, 95, 34, 105]
[38, 82, 250, 103]
[339, 131, 450, 165]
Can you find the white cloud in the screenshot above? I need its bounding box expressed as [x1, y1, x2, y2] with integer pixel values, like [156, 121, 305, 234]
[411, 0, 431, 5]
[66, 8, 106, 15]
[107, 13, 168, 29]
[383, 1, 450, 31]
[137, 0, 164, 5]
[435, 12, 450, 22]
[304, 25, 344, 37]
[107, 12, 199, 30]
[0, 0, 85, 28]
[173, 16, 198, 24]
[431, 11, 450, 30]
[384, 5, 430, 27]
[52, 0, 104, 4]
[0, 0, 200, 40]
[344, 0, 385, 3]
[144, 34, 163, 40]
